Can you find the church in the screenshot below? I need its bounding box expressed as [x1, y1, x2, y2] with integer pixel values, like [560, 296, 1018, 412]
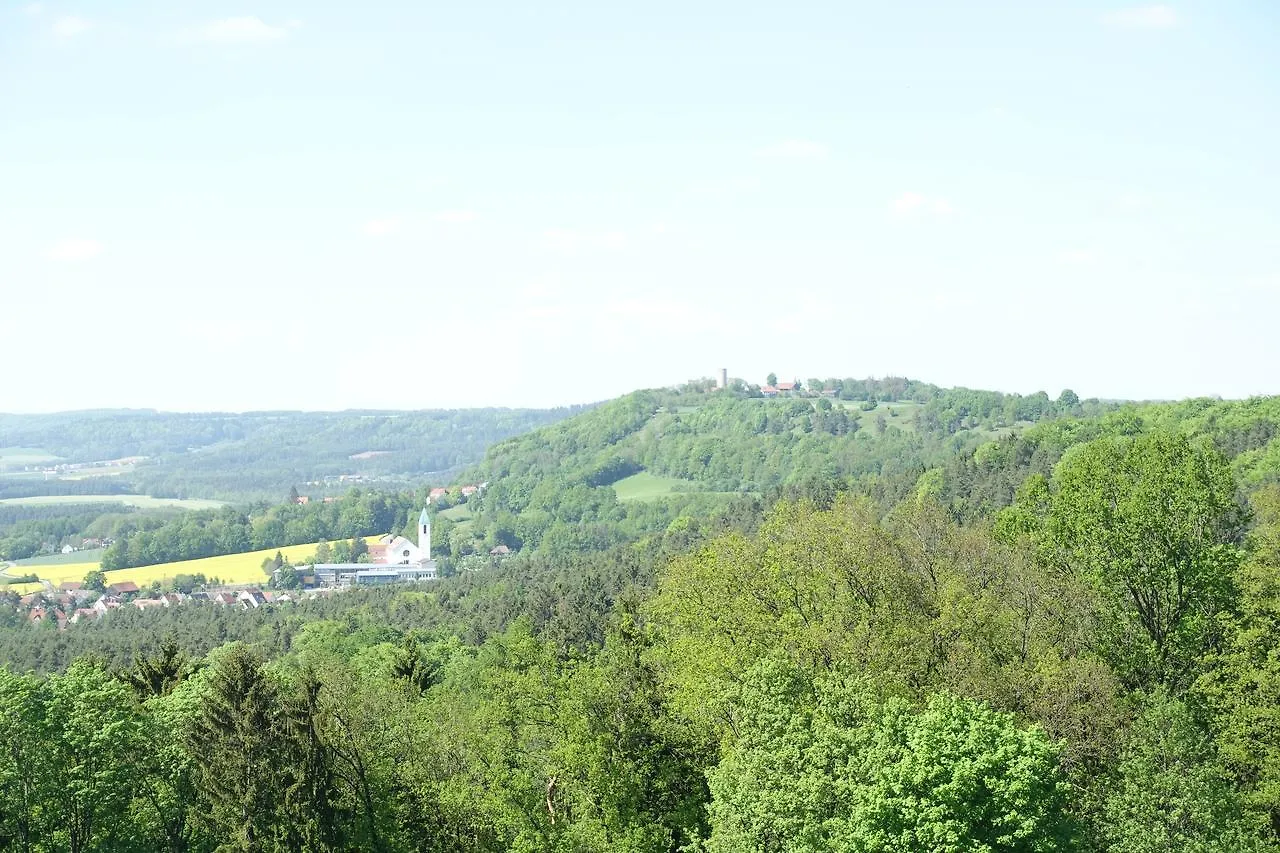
[308, 508, 439, 588]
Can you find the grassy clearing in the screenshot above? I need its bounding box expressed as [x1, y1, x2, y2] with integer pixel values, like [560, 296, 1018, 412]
[832, 400, 921, 413]
[824, 400, 920, 432]
[438, 504, 473, 522]
[438, 504, 476, 533]
[0, 494, 225, 510]
[0, 447, 61, 466]
[612, 471, 689, 501]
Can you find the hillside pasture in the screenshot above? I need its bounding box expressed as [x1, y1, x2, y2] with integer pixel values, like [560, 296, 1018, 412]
[0, 494, 224, 510]
[438, 504, 473, 522]
[612, 471, 689, 501]
[438, 503, 475, 534]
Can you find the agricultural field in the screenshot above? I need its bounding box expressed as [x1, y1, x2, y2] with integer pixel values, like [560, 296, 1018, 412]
[59, 465, 136, 480]
[1, 537, 381, 595]
[0, 494, 224, 510]
[13, 549, 106, 567]
[0, 447, 61, 467]
[612, 471, 689, 501]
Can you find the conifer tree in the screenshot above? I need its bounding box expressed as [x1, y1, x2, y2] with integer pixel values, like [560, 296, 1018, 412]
[189, 643, 284, 852]
[126, 635, 195, 699]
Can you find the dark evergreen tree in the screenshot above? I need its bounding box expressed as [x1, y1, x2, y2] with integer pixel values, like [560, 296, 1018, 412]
[188, 643, 285, 851]
[125, 635, 195, 699]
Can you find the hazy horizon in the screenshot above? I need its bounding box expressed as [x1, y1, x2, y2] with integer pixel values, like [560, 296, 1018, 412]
[0, 373, 1226, 418]
[4, 1, 1277, 412]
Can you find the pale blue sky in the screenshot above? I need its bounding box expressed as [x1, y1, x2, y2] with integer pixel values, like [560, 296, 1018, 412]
[2, 1, 1277, 412]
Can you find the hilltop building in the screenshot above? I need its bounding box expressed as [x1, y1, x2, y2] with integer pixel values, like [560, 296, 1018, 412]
[306, 508, 439, 588]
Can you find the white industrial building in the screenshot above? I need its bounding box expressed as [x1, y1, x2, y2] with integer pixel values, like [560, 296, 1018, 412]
[308, 508, 439, 588]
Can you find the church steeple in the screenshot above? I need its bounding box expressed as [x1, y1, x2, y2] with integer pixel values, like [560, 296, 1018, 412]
[418, 508, 431, 561]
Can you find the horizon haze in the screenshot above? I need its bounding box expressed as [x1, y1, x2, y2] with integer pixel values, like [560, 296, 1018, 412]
[3, 1, 1277, 412]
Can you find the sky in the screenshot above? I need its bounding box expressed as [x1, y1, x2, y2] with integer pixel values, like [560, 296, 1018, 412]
[1, 1, 1278, 413]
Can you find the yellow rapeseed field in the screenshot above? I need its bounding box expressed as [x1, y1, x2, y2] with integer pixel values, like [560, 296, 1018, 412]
[4, 538, 380, 594]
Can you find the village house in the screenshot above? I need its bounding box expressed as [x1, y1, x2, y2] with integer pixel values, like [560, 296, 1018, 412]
[428, 483, 487, 503]
[58, 582, 96, 606]
[29, 606, 70, 629]
[70, 607, 98, 624]
[93, 595, 123, 616]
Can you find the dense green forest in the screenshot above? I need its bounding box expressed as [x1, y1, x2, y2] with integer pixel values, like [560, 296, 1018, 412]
[0, 407, 582, 502]
[8, 383, 1280, 851]
[4, 432, 1280, 850]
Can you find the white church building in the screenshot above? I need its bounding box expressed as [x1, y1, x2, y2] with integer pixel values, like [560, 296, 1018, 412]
[308, 508, 439, 588]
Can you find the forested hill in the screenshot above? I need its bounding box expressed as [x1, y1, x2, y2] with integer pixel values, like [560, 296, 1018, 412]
[0, 407, 584, 501]
[450, 379, 1280, 559]
[449, 378, 1115, 557]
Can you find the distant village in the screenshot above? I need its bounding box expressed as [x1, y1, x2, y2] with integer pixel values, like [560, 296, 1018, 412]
[5, 492, 502, 630]
[20, 582, 298, 630]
